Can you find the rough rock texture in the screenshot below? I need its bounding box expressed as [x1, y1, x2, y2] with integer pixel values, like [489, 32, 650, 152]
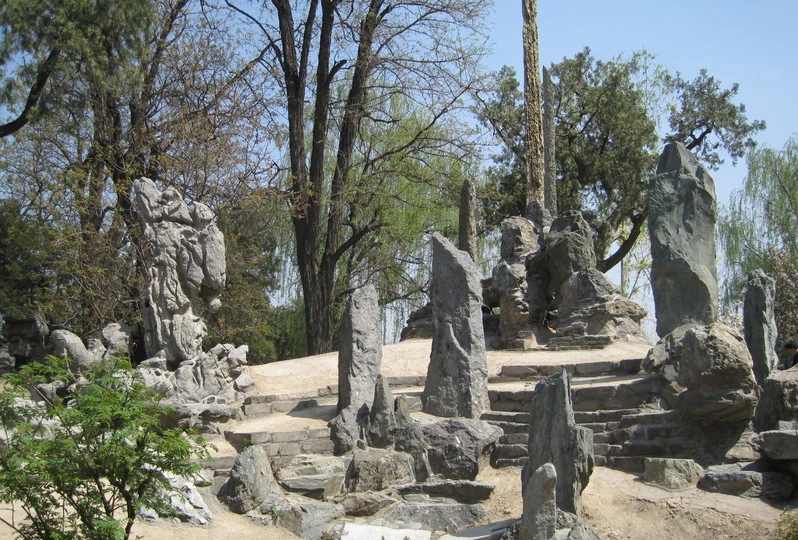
[757, 430, 798, 460]
[218, 445, 275, 514]
[699, 464, 794, 500]
[380, 502, 485, 533]
[367, 375, 399, 448]
[553, 269, 646, 341]
[172, 343, 252, 403]
[643, 323, 758, 423]
[524, 371, 594, 515]
[331, 283, 382, 454]
[400, 303, 433, 341]
[422, 233, 490, 418]
[521, 463, 557, 540]
[545, 210, 596, 297]
[501, 216, 540, 260]
[272, 497, 344, 540]
[139, 471, 213, 525]
[755, 369, 798, 432]
[274, 454, 347, 499]
[344, 448, 415, 492]
[0, 309, 49, 370]
[339, 522, 431, 540]
[101, 322, 133, 358]
[341, 491, 395, 517]
[395, 419, 502, 481]
[459, 177, 478, 262]
[743, 269, 779, 385]
[50, 329, 104, 376]
[643, 458, 704, 491]
[648, 142, 718, 338]
[133, 177, 226, 367]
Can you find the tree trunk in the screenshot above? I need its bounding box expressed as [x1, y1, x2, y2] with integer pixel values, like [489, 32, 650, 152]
[522, 0, 545, 206]
[542, 65, 557, 216]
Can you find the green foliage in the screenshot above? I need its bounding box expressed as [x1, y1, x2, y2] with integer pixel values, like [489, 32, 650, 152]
[269, 298, 309, 361]
[719, 136, 798, 341]
[0, 355, 208, 540]
[777, 509, 798, 540]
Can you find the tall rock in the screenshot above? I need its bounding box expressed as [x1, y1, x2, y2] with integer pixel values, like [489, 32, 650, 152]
[545, 210, 596, 297]
[330, 283, 382, 454]
[133, 178, 226, 367]
[648, 143, 718, 337]
[422, 233, 490, 418]
[459, 178, 478, 263]
[744, 269, 778, 385]
[524, 371, 593, 515]
[521, 463, 557, 540]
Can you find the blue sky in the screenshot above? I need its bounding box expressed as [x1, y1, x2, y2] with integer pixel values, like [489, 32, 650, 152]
[484, 0, 798, 207]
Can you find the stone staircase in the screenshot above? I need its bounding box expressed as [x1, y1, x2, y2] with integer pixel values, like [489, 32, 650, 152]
[482, 357, 692, 472]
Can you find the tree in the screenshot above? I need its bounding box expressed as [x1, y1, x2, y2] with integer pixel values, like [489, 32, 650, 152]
[719, 136, 798, 341]
[476, 48, 765, 271]
[0, 356, 207, 540]
[522, 0, 544, 206]
[228, 0, 491, 355]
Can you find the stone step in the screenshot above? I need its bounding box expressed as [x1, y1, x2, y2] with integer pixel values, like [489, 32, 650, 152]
[545, 334, 613, 350]
[492, 444, 528, 461]
[618, 410, 681, 428]
[492, 456, 529, 469]
[606, 456, 645, 473]
[573, 408, 641, 424]
[480, 411, 531, 424]
[490, 358, 643, 383]
[224, 427, 333, 457]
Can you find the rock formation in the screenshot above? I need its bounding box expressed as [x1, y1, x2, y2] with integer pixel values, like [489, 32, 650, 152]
[648, 142, 718, 337]
[545, 210, 596, 298]
[754, 369, 798, 432]
[0, 309, 48, 371]
[133, 177, 226, 367]
[422, 233, 490, 418]
[459, 177, 478, 262]
[521, 462, 557, 540]
[744, 269, 778, 385]
[330, 283, 382, 454]
[524, 370, 594, 515]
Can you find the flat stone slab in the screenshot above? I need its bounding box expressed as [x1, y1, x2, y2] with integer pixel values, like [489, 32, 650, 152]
[438, 518, 517, 540]
[757, 430, 798, 460]
[340, 522, 431, 540]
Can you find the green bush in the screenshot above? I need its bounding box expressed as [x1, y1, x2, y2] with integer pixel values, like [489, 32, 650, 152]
[0, 356, 209, 540]
[778, 509, 798, 540]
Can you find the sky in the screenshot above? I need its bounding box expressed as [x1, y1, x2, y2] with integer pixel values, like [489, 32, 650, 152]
[484, 0, 798, 207]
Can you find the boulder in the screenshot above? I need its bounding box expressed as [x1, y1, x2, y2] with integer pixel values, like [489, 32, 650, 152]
[367, 375, 399, 448]
[274, 454, 347, 499]
[521, 462, 557, 540]
[101, 322, 133, 359]
[394, 480, 495, 503]
[339, 522, 431, 540]
[643, 458, 704, 491]
[141, 471, 212, 525]
[644, 323, 757, 423]
[501, 216, 541, 259]
[272, 497, 344, 540]
[422, 233, 490, 418]
[757, 430, 798, 460]
[380, 502, 485, 533]
[648, 142, 718, 337]
[400, 303, 433, 341]
[218, 445, 275, 513]
[755, 368, 798, 431]
[341, 491, 395, 517]
[50, 329, 102, 376]
[137, 366, 176, 399]
[345, 448, 415, 492]
[524, 371, 594, 515]
[545, 210, 596, 296]
[699, 465, 794, 500]
[744, 270, 779, 385]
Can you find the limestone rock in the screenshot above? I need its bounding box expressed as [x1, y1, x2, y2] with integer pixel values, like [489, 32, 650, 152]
[339, 522, 431, 540]
[274, 454, 347, 500]
[459, 177, 478, 262]
[101, 322, 133, 359]
[273, 497, 344, 540]
[133, 177, 226, 366]
[137, 366, 176, 399]
[545, 210, 596, 296]
[0, 309, 48, 368]
[755, 369, 798, 432]
[218, 445, 275, 513]
[648, 142, 718, 337]
[643, 458, 704, 491]
[345, 448, 415, 492]
[643, 323, 757, 423]
[501, 216, 541, 259]
[744, 270, 779, 385]
[367, 375, 399, 448]
[142, 471, 213, 525]
[380, 502, 485, 533]
[524, 371, 594, 515]
[341, 491, 395, 517]
[394, 480, 495, 502]
[699, 465, 794, 500]
[757, 430, 798, 460]
[50, 329, 103, 376]
[521, 463, 557, 540]
[422, 233, 490, 418]
[332, 283, 382, 454]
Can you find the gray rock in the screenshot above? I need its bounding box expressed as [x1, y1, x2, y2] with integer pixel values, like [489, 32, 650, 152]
[133, 177, 226, 367]
[755, 369, 798, 432]
[561, 523, 602, 540]
[545, 210, 596, 296]
[648, 142, 718, 337]
[339, 522, 431, 540]
[158, 471, 213, 525]
[332, 283, 382, 454]
[744, 270, 779, 385]
[341, 491, 396, 517]
[644, 323, 757, 423]
[367, 375, 399, 448]
[218, 445, 275, 513]
[757, 430, 798, 460]
[394, 480, 495, 503]
[101, 322, 133, 359]
[50, 329, 102, 376]
[274, 497, 344, 540]
[137, 366, 176, 399]
[524, 371, 594, 515]
[345, 448, 414, 492]
[699, 465, 794, 500]
[174, 352, 237, 404]
[501, 216, 541, 259]
[396, 418, 501, 481]
[459, 177, 478, 262]
[274, 454, 346, 500]
[521, 463, 557, 540]
[1, 309, 48, 367]
[380, 502, 485, 533]
[422, 233, 490, 418]
[643, 458, 704, 491]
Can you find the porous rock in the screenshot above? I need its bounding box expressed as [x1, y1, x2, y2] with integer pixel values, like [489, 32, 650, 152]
[380, 502, 485, 533]
[367, 374, 399, 448]
[754, 368, 798, 432]
[699, 464, 794, 500]
[422, 233, 490, 418]
[545, 210, 596, 296]
[218, 444, 275, 514]
[648, 142, 718, 337]
[757, 430, 798, 460]
[274, 454, 347, 499]
[744, 269, 779, 385]
[344, 448, 415, 493]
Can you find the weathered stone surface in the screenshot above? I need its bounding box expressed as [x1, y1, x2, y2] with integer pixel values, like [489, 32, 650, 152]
[273, 497, 344, 540]
[757, 430, 798, 460]
[367, 374, 399, 448]
[341, 491, 395, 517]
[173, 346, 246, 404]
[643, 323, 757, 423]
[345, 448, 415, 492]
[340, 522, 431, 540]
[0, 309, 48, 369]
[755, 368, 798, 432]
[400, 303, 434, 341]
[133, 177, 226, 366]
[101, 322, 133, 359]
[331, 283, 382, 454]
[50, 329, 104, 376]
[396, 418, 501, 481]
[274, 454, 347, 499]
[380, 502, 485, 533]
[560, 523, 602, 540]
[501, 216, 541, 259]
[524, 371, 594, 515]
[521, 463, 557, 540]
[699, 465, 794, 500]
[643, 458, 704, 491]
[459, 177, 478, 262]
[545, 210, 596, 296]
[744, 270, 779, 385]
[648, 142, 718, 337]
[395, 480, 495, 503]
[137, 366, 176, 399]
[218, 445, 275, 514]
[142, 471, 213, 525]
[422, 233, 490, 418]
